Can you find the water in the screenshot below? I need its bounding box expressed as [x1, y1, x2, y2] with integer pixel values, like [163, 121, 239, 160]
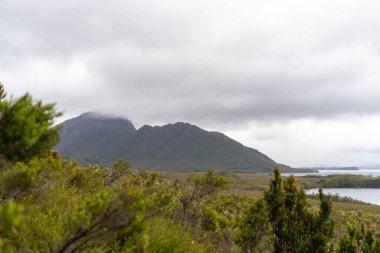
[285, 169, 380, 205]
[305, 188, 380, 205]
[283, 169, 380, 177]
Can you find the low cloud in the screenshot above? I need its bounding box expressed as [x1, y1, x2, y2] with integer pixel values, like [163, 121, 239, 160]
[1, 0, 380, 166]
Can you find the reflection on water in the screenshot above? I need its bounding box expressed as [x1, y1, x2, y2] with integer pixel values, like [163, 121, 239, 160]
[305, 188, 380, 205]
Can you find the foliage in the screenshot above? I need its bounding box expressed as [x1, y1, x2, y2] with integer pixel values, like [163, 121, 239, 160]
[8, 84, 380, 253]
[0, 93, 62, 162]
[264, 168, 335, 253]
[55, 188, 145, 253]
[299, 174, 380, 189]
[0, 200, 23, 252]
[337, 221, 380, 253]
[0, 157, 63, 201]
[236, 198, 269, 253]
[179, 168, 229, 227]
[3, 156, 380, 252]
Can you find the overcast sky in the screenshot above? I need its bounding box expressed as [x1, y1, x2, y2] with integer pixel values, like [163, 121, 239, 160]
[1, 0, 380, 167]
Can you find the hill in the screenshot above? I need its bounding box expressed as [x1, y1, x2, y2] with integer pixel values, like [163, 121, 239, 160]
[55, 112, 299, 172]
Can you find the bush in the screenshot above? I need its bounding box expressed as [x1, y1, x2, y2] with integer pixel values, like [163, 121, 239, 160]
[0, 93, 62, 162]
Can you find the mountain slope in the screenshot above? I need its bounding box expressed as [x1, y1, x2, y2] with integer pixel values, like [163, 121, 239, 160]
[55, 112, 293, 172]
[56, 112, 137, 164]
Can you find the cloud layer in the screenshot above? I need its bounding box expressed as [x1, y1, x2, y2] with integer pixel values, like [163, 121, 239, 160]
[1, 0, 380, 166]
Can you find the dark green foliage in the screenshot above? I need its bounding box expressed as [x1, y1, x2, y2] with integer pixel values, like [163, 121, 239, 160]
[264, 168, 335, 253]
[320, 174, 380, 188]
[300, 174, 380, 189]
[0, 93, 62, 162]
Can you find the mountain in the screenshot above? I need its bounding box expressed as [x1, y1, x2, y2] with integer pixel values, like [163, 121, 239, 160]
[55, 112, 297, 172]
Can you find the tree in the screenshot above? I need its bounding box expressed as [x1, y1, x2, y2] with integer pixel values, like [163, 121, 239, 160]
[0, 93, 62, 162]
[264, 168, 334, 253]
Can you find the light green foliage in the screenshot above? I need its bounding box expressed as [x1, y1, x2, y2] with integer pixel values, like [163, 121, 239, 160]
[3, 157, 380, 252]
[337, 221, 380, 253]
[178, 168, 229, 231]
[187, 168, 230, 196]
[0, 157, 63, 201]
[106, 160, 133, 185]
[0, 158, 213, 252]
[0, 93, 62, 162]
[120, 218, 206, 253]
[0, 200, 24, 252]
[236, 198, 268, 253]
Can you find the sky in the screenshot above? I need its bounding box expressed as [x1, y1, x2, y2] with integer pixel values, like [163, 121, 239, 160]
[1, 0, 380, 167]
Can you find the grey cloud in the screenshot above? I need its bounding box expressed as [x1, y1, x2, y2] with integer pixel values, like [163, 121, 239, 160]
[1, 0, 380, 129]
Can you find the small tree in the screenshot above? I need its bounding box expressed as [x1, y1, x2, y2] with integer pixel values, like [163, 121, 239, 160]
[264, 168, 334, 253]
[0, 93, 62, 162]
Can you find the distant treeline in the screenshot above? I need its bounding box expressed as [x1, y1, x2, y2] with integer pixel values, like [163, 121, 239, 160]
[301, 174, 380, 189]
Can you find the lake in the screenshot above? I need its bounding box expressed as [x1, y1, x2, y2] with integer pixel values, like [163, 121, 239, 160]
[284, 169, 380, 205]
[305, 188, 380, 205]
[283, 169, 380, 177]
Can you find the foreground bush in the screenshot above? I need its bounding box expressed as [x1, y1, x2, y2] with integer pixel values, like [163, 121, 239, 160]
[0, 91, 61, 162]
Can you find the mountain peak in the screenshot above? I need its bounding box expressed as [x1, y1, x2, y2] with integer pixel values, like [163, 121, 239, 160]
[55, 113, 293, 172]
[78, 111, 131, 121]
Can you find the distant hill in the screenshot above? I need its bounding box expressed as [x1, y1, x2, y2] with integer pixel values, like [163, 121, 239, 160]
[55, 112, 302, 173]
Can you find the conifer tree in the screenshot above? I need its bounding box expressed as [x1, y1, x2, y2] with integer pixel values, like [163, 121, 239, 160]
[264, 168, 334, 253]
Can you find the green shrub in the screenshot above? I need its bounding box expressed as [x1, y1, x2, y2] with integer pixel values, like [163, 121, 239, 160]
[0, 93, 62, 162]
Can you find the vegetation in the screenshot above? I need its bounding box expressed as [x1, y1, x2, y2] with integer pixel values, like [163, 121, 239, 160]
[318, 175, 380, 189]
[0, 85, 62, 162]
[3, 85, 380, 252]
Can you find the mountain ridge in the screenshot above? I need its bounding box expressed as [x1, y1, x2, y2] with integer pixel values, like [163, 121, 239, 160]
[55, 112, 301, 172]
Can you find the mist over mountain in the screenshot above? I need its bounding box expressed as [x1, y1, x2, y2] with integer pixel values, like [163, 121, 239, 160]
[55, 112, 297, 172]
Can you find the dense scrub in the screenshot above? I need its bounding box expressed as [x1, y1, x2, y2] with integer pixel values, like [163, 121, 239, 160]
[2, 158, 380, 252]
[3, 84, 380, 252]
